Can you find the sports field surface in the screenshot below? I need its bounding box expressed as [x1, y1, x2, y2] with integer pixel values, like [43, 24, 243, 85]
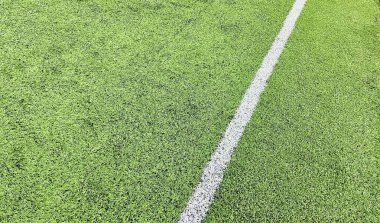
[0, 0, 379, 222]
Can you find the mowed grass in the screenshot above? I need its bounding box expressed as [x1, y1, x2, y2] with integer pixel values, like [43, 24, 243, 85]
[0, 0, 297, 222]
[205, 0, 380, 222]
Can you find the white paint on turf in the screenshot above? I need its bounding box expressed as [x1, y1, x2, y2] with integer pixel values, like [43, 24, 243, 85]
[178, 0, 307, 222]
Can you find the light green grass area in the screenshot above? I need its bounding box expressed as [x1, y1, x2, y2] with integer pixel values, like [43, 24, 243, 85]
[0, 0, 297, 222]
[205, 0, 380, 222]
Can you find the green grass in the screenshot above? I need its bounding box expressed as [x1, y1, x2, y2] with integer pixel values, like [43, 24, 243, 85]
[0, 0, 297, 222]
[205, 0, 380, 222]
[1, 0, 379, 222]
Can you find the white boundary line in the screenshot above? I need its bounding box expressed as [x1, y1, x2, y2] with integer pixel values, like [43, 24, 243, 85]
[178, 0, 307, 222]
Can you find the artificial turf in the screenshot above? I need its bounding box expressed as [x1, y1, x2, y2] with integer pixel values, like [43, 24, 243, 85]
[205, 0, 380, 222]
[0, 0, 298, 222]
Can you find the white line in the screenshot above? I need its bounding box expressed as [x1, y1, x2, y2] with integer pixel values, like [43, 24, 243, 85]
[178, 0, 307, 222]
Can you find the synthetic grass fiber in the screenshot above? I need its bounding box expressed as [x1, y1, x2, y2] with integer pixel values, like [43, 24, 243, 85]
[1, 0, 379, 222]
[0, 0, 297, 222]
[179, 0, 306, 221]
[205, 0, 380, 222]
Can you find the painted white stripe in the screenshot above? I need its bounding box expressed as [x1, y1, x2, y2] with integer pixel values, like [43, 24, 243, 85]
[178, 0, 307, 222]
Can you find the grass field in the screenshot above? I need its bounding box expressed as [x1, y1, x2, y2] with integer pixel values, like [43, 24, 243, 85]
[0, 0, 379, 222]
[205, 0, 380, 222]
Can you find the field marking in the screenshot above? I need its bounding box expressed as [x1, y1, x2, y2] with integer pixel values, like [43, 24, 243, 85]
[178, 0, 307, 222]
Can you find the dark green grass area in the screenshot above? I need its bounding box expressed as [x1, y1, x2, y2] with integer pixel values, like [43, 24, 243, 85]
[205, 0, 380, 222]
[0, 0, 296, 222]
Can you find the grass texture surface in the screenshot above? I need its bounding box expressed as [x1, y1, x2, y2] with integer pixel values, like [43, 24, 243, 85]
[205, 0, 380, 222]
[0, 0, 296, 222]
